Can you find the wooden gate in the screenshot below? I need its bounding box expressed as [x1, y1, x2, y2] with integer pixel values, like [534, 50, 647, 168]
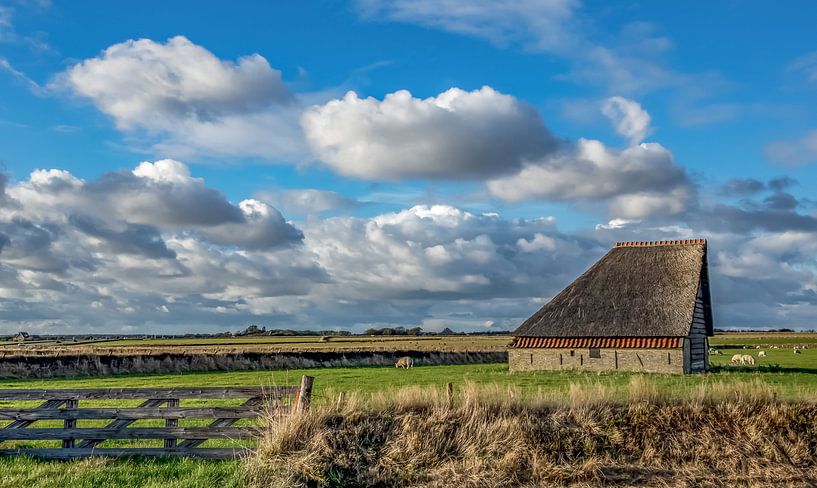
[0, 375, 313, 459]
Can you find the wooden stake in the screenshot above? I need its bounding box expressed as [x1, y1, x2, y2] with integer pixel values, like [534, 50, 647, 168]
[294, 375, 314, 414]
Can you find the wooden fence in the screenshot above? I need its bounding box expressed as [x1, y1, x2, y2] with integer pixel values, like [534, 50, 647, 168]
[0, 375, 314, 459]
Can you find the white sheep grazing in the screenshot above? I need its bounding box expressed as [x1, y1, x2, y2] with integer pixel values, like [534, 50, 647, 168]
[741, 354, 755, 365]
[395, 356, 414, 368]
[731, 354, 743, 364]
[758, 351, 766, 357]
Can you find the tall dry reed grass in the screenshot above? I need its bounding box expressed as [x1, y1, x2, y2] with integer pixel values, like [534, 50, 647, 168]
[246, 379, 817, 487]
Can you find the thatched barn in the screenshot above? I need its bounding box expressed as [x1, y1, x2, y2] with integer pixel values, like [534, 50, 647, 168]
[509, 239, 713, 374]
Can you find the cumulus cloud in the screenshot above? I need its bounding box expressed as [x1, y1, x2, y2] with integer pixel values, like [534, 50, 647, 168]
[305, 204, 599, 301]
[301, 86, 558, 179]
[487, 139, 694, 218]
[0, 162, 323, 333]
[1, 163, 817, 332]
[58, 36, 304, 161]
[0, 172, 614, 333]
[764, 130, 817, 167]
[602, 96, 651, 144]
[7, 159, 303, 249]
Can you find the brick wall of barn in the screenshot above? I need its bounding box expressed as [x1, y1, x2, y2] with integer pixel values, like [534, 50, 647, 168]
[508, 348, 685, 374]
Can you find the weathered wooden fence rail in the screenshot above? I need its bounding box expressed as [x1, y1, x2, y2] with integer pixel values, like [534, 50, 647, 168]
[0, 376, 313, 459]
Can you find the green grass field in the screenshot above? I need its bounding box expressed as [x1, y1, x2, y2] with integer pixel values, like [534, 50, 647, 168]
[1, 332, 816, 487]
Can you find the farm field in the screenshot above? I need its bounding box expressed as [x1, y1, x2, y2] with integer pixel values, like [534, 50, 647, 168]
[0, 334, 512, 357]
[0, 332, 816, 487]
[710, 331, 817, 346]
[3, 332, 817, 359]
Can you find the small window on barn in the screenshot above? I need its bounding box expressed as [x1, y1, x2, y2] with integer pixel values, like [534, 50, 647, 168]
[589, 347, 601, 359]
[569, 350, 575, 357]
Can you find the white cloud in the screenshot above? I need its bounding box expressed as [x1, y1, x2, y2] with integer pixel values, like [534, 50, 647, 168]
[63, 36, 290, 129]
[301, 86, 557, 179]
[0, 7, 11, 40]
[357, 0, 580, 53]
[594, 218, 640, 230]
[764, 130, 817, 167]
[305, 204, 594, 300]
[259, 189, 359, 217]
[0, 167, 816, 332]
[0, 57, 46, 96]
[7, 159, 303, 249]
[789, 50, 817, 84]
[487, 139, 694, 218]
[602, 96, 651, 144]
[58, 36, 304, 161]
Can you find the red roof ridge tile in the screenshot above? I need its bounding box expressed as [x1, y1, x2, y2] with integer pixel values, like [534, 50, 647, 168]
[614, 239, 706, 248]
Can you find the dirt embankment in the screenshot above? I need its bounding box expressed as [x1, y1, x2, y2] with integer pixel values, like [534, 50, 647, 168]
[0, 350, 507, 378]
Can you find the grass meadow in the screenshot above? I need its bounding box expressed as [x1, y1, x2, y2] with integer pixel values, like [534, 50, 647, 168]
[0, 333, 815, 486]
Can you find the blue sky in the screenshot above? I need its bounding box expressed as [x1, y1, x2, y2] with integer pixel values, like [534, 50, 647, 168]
[0, 0, 816, 334]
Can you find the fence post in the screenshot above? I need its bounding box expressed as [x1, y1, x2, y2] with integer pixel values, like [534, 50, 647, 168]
[62, 399, 77, 448]
[293, 375, 314, 414]
[164, 398, 179, 449]
[446, 382, 454, 406]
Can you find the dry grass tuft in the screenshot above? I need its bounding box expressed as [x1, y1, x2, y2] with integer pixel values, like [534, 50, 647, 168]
[246, 379, 817, 487]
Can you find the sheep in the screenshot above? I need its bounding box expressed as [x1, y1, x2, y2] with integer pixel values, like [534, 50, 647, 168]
[741, 354, 755, 365]
[731, 354, 743, 364]
[395, 356, 414, 368]
[794, 349, 802, 355]
[758, 351, 766, 357]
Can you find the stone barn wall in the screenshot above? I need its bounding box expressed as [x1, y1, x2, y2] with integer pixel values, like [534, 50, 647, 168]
[508, 347, 686, 374]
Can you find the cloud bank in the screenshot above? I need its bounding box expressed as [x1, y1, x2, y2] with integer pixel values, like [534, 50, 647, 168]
[0, 162, 814, 333]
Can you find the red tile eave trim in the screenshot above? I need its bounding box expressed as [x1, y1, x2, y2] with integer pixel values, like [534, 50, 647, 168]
[510, 337, 682, 349]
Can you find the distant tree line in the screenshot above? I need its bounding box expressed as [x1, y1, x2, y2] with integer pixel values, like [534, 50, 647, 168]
[219, 325, 354, 338]
[363, 326, 423, 336]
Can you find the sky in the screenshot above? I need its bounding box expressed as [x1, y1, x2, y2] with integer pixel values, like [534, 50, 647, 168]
[0, 0, 816, 334]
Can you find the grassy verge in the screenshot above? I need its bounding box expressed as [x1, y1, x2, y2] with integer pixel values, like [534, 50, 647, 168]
[0, 456, 245, 488]
[0, 362, 815, 486]
[247, 380, 817, 487]
[1, 362, 816, 402]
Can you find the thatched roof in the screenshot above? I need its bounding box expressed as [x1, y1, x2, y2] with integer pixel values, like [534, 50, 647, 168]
[514, 240, 713, 338]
